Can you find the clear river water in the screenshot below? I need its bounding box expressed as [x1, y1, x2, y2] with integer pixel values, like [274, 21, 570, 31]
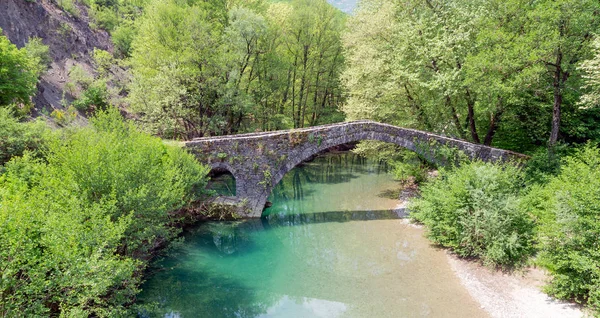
[137, 153, 488, 317]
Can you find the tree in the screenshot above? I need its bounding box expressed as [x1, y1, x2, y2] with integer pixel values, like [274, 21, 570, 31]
[343, 0, 600, 150]
[527, 0, 600, 146]
[128, 0, 346, 138]
[580, 37, 600, 108]
[128, 0, 227, 139]
[0, 29, 38, 108]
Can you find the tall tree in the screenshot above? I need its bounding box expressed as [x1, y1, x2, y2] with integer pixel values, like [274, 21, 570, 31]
[527, 0, 600, 145]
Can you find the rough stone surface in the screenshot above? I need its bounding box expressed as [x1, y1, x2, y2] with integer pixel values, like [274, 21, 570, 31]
[185, 120, 528, 218]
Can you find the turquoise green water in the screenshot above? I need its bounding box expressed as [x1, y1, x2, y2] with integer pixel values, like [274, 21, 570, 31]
[137, 153, 487, 317]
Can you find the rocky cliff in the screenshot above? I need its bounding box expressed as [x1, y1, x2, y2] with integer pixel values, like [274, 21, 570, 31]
[0, 0, 112, 115]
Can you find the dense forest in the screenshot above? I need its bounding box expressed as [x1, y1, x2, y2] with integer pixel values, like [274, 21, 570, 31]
[2, 0, 600, 316]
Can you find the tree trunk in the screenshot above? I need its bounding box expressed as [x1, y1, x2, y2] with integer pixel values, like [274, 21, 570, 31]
[465, 89, 480, 143]
[403, 84, 432, 131]
[483, 107, 503, 146]
[447, 95, 467, 139]
[549, 49, 563, 146]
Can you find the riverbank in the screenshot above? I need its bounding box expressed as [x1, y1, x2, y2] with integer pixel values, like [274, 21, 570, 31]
[446, 251, 584, 318]
[396, 217, 584, 317]
[396, 200, 585, 317]
[396, 184, 585, 318]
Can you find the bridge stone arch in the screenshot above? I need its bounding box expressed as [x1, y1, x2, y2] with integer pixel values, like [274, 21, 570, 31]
[185, 120, 527, 218]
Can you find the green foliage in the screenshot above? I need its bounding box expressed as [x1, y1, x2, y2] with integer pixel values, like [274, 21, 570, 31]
[0, 29, 38, 109]
[410, 161, 535, 267]
[111, 21, 136, 57]
[50, 105, 78, 126]
[523, 144, 573, 185]
[128, 0, 345, 138]
[343, 0, 600, 149]
[55, 0, 80, 16]
[92, 48, 113, 78]
[72, 79, 110, 111]
[68, 64, 93, 90]
[128, 0, 225, 139]
[0, 108, 51, 166]
[24, 37, 51, 77]
[524, 144, 600, 313]
[580, 36, 600, 108]
[389, 153, 428, 185]
[90, 5, 119, 31]
[0, 108, 210, 315]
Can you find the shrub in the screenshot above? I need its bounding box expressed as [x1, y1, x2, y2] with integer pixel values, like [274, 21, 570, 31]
[0, 108, 51, 165]
[0, 29, 38, 108]
[68, 64, 93, 90]
[523, 143, 573, 185]
[90, 5, 119, 31]
[112, 23, 137, 57]
[410, 161, 535, 267]
[24, 37, 51, 77]
[72, 79, 110, 111]
[525, 144, 600, 313]
[389, 151, 429, 184]
[55, 0, 80, 16]
[0, 108, 210, 316]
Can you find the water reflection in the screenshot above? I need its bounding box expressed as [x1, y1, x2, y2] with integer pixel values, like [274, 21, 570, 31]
[207, 172, 236, 196]
[137, 153, 487, 318]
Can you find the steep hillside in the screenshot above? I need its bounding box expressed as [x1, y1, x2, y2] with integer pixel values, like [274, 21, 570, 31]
[0, 0, 112, 116]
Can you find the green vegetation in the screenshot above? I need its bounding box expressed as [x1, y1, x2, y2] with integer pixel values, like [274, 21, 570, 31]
[408, 143, 600, 313]
[0, 108, 51, 166]
[0, 109, 209, 316]
[410, 161, 534, 267]
[343, 2, 600, 310]
[523, 144, 600, 311]
[4, 0, 600, 314]
[343, 0, 600, 152]
[128, 0, 345, 139]
[0, 29, 40, 113]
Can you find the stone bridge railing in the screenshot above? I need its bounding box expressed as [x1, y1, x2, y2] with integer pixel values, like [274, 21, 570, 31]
[184, 120, 527, 217]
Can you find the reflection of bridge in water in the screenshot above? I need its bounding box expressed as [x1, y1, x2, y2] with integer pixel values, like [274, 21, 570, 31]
[193, 209, 435, 317]
[185, 120, 527, 217]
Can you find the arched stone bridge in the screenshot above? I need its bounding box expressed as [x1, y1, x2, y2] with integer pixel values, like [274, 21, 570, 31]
[184, 120, 527, 218]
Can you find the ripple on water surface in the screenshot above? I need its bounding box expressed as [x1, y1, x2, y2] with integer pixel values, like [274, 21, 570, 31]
[137, 153, 488, 318]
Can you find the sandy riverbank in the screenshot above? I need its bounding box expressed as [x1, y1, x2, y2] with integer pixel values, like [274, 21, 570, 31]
[394, 210, 585, 317]
[446, 252, 584, 318]
[395, 186, 585, 318]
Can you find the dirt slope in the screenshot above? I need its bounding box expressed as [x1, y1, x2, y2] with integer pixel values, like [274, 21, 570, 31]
[0, 0, 112, 116]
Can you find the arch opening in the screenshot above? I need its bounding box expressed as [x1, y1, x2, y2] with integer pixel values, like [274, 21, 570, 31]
[262, 141, 407, 218]
[207, 168, 236, 197]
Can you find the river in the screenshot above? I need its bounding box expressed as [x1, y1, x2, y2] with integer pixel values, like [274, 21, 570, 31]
[137, 153, 489, 317]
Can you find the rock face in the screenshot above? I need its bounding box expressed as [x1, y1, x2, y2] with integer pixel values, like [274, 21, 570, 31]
[0, 0, 112, 115]
[185, 120, 528, 218]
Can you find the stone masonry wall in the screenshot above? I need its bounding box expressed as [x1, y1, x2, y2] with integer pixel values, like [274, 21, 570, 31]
[185, 120, 528, 217]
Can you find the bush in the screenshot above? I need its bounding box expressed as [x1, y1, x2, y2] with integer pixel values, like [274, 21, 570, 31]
[525, 144, 600, 312]
[0, 108, 210, 316]
[24, 37, 51, 77]
[410, 161, 535, 267]
[90, 5, 119, 31]
[523, 143, 572, 185]
[0, 29, 38, 108]
[72, 79, 110, 111]
[112, 23, 136, 57]
[0, 108, 51, 165]
[389, 151, 429, 184]
[390, 159, 428, 184]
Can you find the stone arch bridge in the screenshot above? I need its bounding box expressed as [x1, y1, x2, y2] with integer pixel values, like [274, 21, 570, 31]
[184, 120, 527, 218]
